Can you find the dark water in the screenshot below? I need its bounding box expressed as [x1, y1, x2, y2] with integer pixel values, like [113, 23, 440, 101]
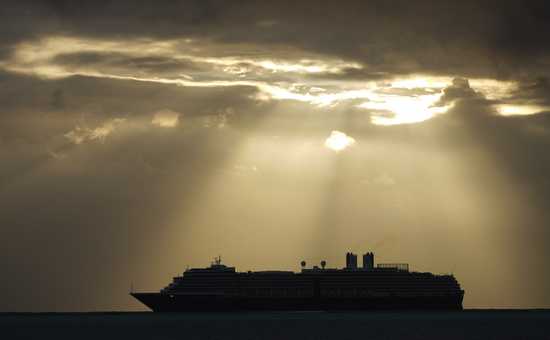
[2, 310, 549, 340]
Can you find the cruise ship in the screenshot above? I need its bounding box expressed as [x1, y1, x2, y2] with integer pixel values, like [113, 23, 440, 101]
[131, 252, 464, 311]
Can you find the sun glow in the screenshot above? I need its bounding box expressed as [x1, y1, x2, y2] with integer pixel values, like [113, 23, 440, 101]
[324, 131, 356, 152]
[390, 77, 452, 89]
[496, 104, 548, 116]
[359, 93, 452, 125]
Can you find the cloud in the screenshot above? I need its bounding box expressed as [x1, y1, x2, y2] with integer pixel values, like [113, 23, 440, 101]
[1, 1, 550, 81]
[4, 34, 549, 125]
[64, 118, 126, 144]
[202, 108, 233, 129]
[151, 109, 180, 128]
[324, 130, 356, 151]
[436, 78, 481, 105]
[52, 51, 208, 77]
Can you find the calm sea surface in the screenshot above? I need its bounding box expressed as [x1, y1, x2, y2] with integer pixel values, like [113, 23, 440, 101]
[1, 310, 549, 340]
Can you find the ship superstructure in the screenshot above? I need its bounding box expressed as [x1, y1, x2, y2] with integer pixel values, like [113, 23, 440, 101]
[131, 252, 464, 311]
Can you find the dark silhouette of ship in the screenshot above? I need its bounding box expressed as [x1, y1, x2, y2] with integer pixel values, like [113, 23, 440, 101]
[131, 252, 464, 311]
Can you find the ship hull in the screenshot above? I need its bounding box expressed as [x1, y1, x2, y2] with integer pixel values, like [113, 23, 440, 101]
[131, 292, 464, 312]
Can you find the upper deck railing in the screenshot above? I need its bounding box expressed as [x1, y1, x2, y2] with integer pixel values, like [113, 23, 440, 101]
[376, 263, 409, 271]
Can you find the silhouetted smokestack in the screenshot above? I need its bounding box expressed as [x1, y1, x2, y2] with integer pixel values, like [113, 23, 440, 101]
[363, 252, 374, 270]
[346, 252, 358, 269]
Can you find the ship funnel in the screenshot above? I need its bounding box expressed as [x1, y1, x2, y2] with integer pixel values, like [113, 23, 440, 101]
[363, 252, 374, 270]
[345, 252, 357, 269]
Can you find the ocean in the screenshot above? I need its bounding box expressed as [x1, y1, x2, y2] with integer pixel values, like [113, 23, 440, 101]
[1, 310, 549, 340]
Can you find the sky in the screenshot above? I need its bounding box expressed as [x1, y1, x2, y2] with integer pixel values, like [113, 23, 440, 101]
[1, 0, 550, 311]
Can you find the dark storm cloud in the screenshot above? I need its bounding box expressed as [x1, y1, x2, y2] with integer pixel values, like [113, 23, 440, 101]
[508, 77, 550, 106]
[439, 79, 479, 102]
[1, 0, 549, 80]
[52, 52, 208, 76]
[305, 68, 390, 82]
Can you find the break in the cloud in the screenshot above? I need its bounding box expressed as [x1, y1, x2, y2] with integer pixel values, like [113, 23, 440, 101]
[152, 109, 180, 128]
[324, 131, 356, 152]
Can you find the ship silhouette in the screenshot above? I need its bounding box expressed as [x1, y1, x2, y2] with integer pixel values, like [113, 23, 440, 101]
[131, 252, 464, 311]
